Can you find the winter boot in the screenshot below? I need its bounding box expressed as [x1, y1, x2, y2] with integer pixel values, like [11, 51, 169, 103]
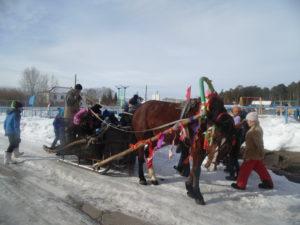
[258, 180, 273, 189]
[13, 147, 24, 158]
[4, 152, 17, 165]
[231, 183, 245, 190]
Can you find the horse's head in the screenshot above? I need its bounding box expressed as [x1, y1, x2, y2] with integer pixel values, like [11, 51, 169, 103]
[213, 113, 236, 162]
[181, 98, 201, 118]
[205, 93, 237, 164]
[206, 93, 226, 122]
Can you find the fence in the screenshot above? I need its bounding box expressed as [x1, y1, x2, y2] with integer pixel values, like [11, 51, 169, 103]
[1, 105, 299, 123]
[0, 105, 123, 119]
[225, 105, 300, 123]
[0, 107, 60, 118]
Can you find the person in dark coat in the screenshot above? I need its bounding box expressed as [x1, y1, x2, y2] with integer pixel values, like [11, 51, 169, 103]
[64, 84, 83, 143]
[3, 100, 23, 165]
[225, 105, 244, 181]
[128, 94, 143, 113]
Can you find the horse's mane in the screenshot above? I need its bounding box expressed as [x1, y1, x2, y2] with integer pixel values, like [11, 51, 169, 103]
[206, 93, 227, 122]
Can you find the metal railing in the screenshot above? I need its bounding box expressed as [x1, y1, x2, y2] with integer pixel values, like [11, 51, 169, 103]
[225, 105, 300, 123]
[0, 105, 124, 118]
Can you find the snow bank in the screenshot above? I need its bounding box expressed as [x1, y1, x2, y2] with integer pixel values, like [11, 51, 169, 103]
[0, 113, 54, 146]
[260, 116, 300, 151]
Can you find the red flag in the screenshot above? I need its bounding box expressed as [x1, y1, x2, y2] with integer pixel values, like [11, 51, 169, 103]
[185, 86, 191, 101]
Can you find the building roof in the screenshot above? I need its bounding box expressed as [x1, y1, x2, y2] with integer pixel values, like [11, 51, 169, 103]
[251, 100, 272, 106]
[49, 86, 71, 94]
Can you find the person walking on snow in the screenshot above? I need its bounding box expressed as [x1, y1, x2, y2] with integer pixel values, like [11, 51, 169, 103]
[231, 112, 273, 190]
[50, 107, 65, 149]
[3, 100, 24, 165]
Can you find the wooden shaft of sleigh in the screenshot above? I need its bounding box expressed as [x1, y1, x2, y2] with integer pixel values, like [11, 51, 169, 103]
[92, 113, 202, 169]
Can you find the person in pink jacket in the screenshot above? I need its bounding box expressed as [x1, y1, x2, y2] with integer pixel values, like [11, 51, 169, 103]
[72, 104, 102, 138]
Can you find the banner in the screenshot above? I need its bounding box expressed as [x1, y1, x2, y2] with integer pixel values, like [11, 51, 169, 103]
[28, 95, 35, 106]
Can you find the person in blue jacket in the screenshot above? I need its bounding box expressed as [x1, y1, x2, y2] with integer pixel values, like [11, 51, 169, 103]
[50, 107, 65, 149]
[4, 100, 23, 165]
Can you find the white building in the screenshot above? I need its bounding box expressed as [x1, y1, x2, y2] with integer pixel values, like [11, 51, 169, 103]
[48, 86, 71, 106]
[151, 92, 160, 100]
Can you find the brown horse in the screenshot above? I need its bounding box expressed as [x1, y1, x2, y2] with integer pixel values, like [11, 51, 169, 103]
[185, 93, 236, 204]
[132, 99, 200, 183]
[132, 93, 236, 205]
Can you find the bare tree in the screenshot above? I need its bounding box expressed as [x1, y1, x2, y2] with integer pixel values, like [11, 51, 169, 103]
[20, 67, 59, 95]
[49, 75, 59, 88]
[20, 67, 41, 95]
[84, 87, 117, 105]
[19, 67, 59, 106]
[0, 88, 26, 106]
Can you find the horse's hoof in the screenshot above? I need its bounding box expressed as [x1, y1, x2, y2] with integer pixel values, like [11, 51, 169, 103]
[187, 191, 195, 199]
[185, 181, 193, 192]
[193, 189, 205, 205]
[150, 180, 159, 185]
[139, 179, 147, 185]
[195, 197, 206, 205]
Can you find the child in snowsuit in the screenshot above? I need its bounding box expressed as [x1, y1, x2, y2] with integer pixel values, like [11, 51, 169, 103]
[50, 108, 65, 149]
[231, 112, 273, 190]
[3, 100, 24, 165]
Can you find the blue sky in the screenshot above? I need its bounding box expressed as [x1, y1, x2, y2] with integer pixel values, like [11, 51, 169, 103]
[0, 0, 299, 98]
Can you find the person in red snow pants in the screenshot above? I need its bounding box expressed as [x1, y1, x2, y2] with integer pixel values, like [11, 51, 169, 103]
[231, 112, 273, 190]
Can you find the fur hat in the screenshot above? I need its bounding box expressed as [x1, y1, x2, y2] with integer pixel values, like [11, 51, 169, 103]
[246, 112, 258, 121]
[75, 84, 83, 90]
[90, 104, 102, 114]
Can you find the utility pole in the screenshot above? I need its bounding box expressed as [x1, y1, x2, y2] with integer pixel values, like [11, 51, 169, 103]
[145, 85, 148, 101]
[74, 74, 77, 86]
[115, 86, 121, 106]
[121, 85, 129, 100]
[120, 85, 129, 107]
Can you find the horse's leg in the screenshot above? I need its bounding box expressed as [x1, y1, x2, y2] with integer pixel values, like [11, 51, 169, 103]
[148, 167, 158, 185]
[145, 145, 159, 185]
[175, 142, 190, 177]
[138, 147, 147, 185]
[186, 143, 206, 205]
[192, 150, 206, 205]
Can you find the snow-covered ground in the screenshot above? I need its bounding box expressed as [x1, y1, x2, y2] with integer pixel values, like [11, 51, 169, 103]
[0, 114, 300, 225]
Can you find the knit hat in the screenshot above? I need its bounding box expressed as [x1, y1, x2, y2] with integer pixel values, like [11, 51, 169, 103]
[246, 112, 258, 121]
[11, 100, 23, 109]
[57, 107, 64, 116]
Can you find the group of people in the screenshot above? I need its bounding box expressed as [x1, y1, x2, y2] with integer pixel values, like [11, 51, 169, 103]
[3, 88, 274, 191]
[49, 84, 105, 150]
[49, 86, 142, 150]
[224, 105, 273, 190]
